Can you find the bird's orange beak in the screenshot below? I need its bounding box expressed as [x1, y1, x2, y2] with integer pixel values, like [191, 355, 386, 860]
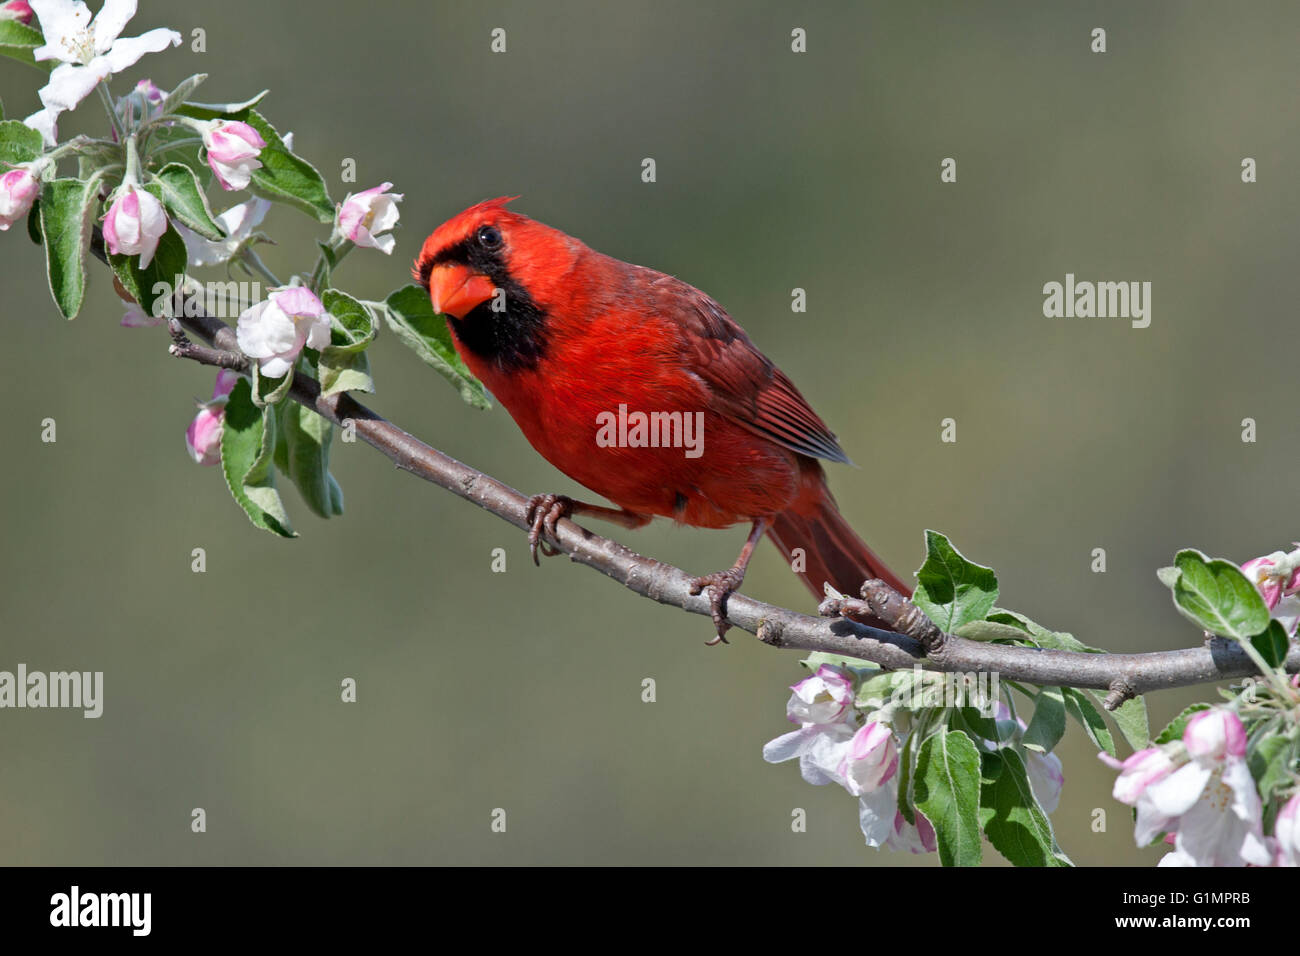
[427, 263, 496, 319]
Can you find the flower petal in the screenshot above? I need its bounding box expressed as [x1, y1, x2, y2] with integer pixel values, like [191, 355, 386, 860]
[90, 0, 136, 52]
[38, 59, 109, 111]
[99, 26, 180, 73]
[30, 0, 90, 60]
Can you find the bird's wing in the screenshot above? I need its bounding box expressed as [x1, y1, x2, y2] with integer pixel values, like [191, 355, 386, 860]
[646, 272, 850, 464]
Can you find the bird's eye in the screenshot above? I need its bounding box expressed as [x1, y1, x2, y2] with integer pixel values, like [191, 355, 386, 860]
[477, 225, 503, 250]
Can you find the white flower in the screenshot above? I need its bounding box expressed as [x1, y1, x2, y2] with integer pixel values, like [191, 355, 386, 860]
[175, 196, 270, 268]
[25, 0, 181, 145]
[1138, 710, 1271, 866]
[784, 665, 854, 726]
[235, 286, 331, 379]
[763, 720, 855, 787]
[335, 182, 402, 254]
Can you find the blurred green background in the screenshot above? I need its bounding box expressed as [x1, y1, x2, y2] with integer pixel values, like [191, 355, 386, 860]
[2, 0, 1298, 866]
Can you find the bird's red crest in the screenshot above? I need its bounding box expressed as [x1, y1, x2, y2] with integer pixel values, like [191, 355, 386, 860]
[413, 196, 521, 288]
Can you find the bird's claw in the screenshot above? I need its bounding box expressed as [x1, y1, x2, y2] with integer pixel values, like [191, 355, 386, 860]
[689, 566, 746, 646]
[525, 494, 573, 565]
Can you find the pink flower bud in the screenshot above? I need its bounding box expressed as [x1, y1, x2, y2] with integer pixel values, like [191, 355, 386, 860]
[213, 369, 240, 399]
[1184, 708, 1247, 761]
[204, 121, 266, 191]
[0, 0, 33, 25]
[337, 182, 403, 254]
[186, 406, 224, 465]
[0, 166, 40, 231]
[135, 79, 165, 110]
[837, 721, 898, 796]
[185, 371, 241, 465]
[103, 184, 168, 267]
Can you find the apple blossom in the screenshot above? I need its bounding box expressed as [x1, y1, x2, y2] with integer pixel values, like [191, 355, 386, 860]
[1, 0, 33, 25]
[175, 196, 270, 267]
[1242, 546, 1300, 634]
[203, 120, 266, 191]
[762, 719, 855, 787]
[26, 0, 181, 145]
[185, 370, 239, 466]
[785, 665, 854, 725]
[885, 809, 938, 854]
[1273, 794, 1299, 867]
[102, 183, 167, 267]
[1107, 709, 1271, 866]
[837, 721, 898, 797]
[336, 182, 403, 254]
[0, 165, 42, 231]
[235, 286, 331, 379]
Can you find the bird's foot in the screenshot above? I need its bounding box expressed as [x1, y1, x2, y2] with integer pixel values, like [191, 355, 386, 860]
[525, 493, 574, 565]
[689, 565, 747, 646]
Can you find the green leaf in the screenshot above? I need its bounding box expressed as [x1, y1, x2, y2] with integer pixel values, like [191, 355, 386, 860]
[383, 284, 491, 409]
[0, 118, 42, 167]
[251, 364, 294, 407]
[855, 668, 913, 710]
[1021, 686, 1066, 753]
[800, 650, 878, 675]
[1097, 694, 1150, 752]
[1251, 619, 1290, 669]
[26, 196, 40, 243]
[979, 749, 1072, 867]
[1062, 687, 1116, 757]
[157, 73, 208, 118]
[175, 90, 270, 120]
[912, 531, 998, 633]
[1156, 565, 1180, 589]
[955, 705, 999, 743]
[0, 18, 44, 68]
[241, 111, 332, 222]
[987, 609, 1101, 653]
[316, 289, 377, 397]
[896, 728, 919, 826]
[39, 178, 99, 319]
[275, 401, 343, 518]
[914, 730, 983, 867]
[107, 223, 188, 318]
[953, 620, 1031, 642]
[150, 162, 223, 239]
[1153, 703, 1213, 745]
[220, 378, 296, 537]
[1250, 735, 1296, 800]
[320, 288, 376, 354]
[1165, 549, 1271, 641]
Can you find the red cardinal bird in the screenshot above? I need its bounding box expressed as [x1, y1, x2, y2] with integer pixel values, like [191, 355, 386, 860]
[415, 198, 909, 642]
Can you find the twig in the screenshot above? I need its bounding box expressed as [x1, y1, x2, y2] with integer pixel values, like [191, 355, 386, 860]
[91, 237, 1299, 710]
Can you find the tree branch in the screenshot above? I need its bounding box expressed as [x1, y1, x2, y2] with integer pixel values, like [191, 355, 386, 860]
[102, 242, 1298, 709]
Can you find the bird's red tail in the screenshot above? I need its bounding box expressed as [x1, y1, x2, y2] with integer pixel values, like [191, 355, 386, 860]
[767, 492, 911, 622]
